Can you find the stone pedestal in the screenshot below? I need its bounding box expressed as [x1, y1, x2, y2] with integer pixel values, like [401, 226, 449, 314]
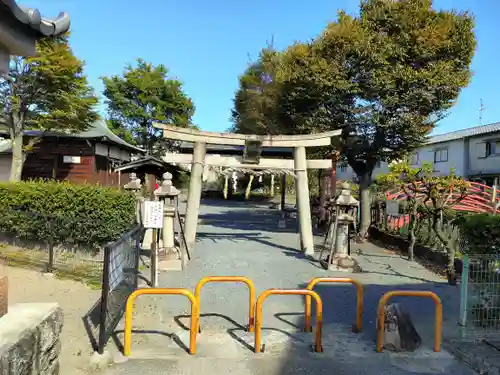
[0, 303, 63, 375]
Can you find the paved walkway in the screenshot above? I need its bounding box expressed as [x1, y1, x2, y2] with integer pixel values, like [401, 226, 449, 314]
[106, 200, 476, 375]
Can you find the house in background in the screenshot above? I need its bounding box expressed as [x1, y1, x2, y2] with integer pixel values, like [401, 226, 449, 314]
[0, 0, 70, 75]
[0, 120, 144, 186]
[336, 122, 500, 186]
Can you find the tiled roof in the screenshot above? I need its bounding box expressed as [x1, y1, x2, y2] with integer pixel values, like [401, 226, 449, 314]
[1, 0, 70, 37]
[426, 122, 500, 145]
[0, 120, 145, 154]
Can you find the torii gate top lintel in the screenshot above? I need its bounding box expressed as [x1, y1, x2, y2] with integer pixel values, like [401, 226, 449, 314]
[153, 122, 341, 148]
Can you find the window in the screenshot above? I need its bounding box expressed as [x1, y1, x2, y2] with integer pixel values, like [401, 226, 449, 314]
[340, 164, 348, 172]
[410, 152, 419, 165]
[434, 148, 448, 163]
[482, 140, 500, 158]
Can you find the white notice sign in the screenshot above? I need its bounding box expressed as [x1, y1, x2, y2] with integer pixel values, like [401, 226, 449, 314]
[385, 200, 400, 216]
[142, 201, 164, 228]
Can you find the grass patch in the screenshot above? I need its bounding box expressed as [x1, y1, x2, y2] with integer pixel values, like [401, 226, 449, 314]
[0, 246, 103, 288]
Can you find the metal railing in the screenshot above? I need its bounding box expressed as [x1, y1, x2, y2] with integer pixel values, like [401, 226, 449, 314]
[459, 254, 500, 338]
[195, 276, 255, 333]
[304, 277, 363, 333]
[97, 224, 143, 354]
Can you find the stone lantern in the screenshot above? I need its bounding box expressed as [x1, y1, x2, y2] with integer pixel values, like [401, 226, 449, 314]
[328, 182, 359, 271]
[154, 172, 181, 261]
[124, 173, 143, 225]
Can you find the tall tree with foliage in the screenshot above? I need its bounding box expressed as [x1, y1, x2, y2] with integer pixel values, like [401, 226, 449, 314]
[102, 59, 195, 155]
[106, 119, 136, 145]
[232, 0, 476, 239]
[231, 48, 285, 135]
[0, 34, 98, 181]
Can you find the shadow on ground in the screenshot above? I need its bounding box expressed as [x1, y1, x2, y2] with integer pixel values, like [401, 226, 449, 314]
[196, 232, 302, 254]
[199, 197, 277, 208]
[109, 280, 470, 375]
[198, 208, 300, 234]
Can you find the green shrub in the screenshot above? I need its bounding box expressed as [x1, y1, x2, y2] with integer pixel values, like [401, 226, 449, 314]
[0, 180, 136, 247]
[455, 213, 500, 255]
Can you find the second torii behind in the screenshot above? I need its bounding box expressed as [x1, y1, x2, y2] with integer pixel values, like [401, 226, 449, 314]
[154, 123, 341, 257]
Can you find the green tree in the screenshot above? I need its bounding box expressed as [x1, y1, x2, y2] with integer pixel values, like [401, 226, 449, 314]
[231, 48, 284, 135]
[102, 59, 195, 155]
[106, 119, 136, 145]
[0, 34, 98, 181]
[376, 161, 470, 282]
[232, 0, 476, 239]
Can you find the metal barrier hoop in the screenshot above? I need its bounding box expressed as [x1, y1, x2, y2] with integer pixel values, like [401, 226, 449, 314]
[376, 290, 442, 353]
[195, 276, 256, 333]
[123, 288, 199, 356]
[255, 289, 323, 353]
[304, 277, 363, 333]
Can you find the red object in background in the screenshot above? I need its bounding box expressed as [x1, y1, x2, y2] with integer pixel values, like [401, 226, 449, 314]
[155, 183, 159, 189]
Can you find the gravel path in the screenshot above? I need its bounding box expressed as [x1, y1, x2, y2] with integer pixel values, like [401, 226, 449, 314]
[4, 265, 101, 375]
[108, 200, 476, 375]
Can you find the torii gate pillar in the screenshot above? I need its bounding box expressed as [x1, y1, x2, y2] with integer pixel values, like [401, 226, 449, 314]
[294, 146, 314, 254]
[155, 123, 341, 257]
[184, 141, 206, 252]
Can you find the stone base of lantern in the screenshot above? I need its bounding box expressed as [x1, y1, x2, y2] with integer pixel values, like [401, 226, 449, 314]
[158, 246, 183, 271]
[322, 256, 358, 272]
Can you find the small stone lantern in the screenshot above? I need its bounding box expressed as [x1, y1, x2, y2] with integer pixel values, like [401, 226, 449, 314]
[328, 182, 359, 271]
[154, 172, 181, 260]
[124, 173, 143, 225]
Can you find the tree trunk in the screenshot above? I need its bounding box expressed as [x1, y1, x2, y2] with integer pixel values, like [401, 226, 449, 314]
[431, 212, 456, 285]
[358, 173, 372, 240]
[407, 205, 417, 262]
[330, 152, 339, 197]
[9, 133, 25, 182]
[319, 170, 327, 224]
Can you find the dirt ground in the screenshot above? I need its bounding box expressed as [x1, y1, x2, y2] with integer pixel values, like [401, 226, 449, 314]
[5, 265, 101, 374]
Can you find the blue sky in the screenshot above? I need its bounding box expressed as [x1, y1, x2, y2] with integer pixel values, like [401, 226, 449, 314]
[27, 0, 499, 135]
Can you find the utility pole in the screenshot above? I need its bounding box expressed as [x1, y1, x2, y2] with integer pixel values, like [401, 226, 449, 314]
[479, 99, 485, 126]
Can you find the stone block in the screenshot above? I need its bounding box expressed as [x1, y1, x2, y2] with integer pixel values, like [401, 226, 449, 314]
[0, 303, 63, 375]
[0, 275, 7, 317]
[381, 303, 421, 352]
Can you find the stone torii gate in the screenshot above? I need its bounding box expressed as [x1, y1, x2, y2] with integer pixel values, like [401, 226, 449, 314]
[154, 123, 341, 257]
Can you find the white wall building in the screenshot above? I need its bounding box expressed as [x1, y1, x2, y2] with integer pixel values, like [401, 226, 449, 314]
[336, 122, 500, 186]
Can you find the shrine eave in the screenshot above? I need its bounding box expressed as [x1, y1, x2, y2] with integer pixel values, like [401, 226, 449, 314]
[1, 0, 70, 38]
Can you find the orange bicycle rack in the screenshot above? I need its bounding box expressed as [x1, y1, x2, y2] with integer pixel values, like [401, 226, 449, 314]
[255, 289, 323, 353]
[304, 277, 363, 333]
[376, 290, 442, 353]
[123, 288, 199, 356]
[195, 276, 256, 333]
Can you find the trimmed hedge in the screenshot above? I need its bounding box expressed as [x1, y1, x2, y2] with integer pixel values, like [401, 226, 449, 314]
[455, 213, 500, 255]
[0, 180, 136, 247]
